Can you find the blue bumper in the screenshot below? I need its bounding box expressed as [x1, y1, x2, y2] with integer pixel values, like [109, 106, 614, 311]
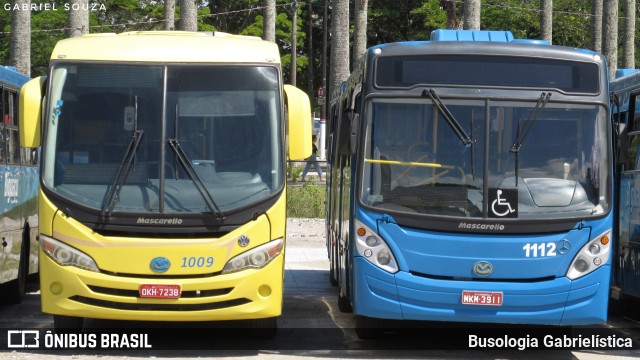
[352, 257, 609, 325]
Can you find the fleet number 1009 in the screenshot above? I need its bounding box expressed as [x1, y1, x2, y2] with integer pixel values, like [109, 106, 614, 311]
[181, 256, 214, 268]
[522, 242, 557, 257]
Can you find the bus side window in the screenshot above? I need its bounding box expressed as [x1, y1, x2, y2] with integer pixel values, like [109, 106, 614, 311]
[633, 94, 640, 131]
[0, 86, 4, 164]
[626, 94, 640, 172]
[6, 90, 19, 165]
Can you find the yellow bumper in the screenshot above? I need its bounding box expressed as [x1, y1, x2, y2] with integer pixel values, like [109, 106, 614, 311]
[40, 249, 284, 322]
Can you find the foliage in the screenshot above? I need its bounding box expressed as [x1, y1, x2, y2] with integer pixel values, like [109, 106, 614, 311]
[287, 182, 325, 218]
[2, 1, 639, 93]
[289, 164, 303, 182]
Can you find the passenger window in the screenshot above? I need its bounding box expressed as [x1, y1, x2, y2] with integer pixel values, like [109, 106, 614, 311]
[5, 90, 20, 165]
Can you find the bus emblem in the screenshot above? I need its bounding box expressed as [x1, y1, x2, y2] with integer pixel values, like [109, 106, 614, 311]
[557, 240, 571, 255]
[473, 261, 493, 277]
[150, 257, 171, 273]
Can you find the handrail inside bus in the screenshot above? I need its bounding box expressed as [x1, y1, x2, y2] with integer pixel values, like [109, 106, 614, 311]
[365, 158, 453, 169]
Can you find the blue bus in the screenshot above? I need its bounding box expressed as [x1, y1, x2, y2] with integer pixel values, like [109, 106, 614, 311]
[0, 65, 39, 304]
[610, 69, 640, 308]
[326, 30, 613, 338]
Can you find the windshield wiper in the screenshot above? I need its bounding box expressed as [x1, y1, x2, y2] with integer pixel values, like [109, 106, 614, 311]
[423, 89, 472, 146]
[509, 92, 551, 186]
[509, 92, 551, 153]
[100, 129, 144, 218]
[168, 138, 225, 222]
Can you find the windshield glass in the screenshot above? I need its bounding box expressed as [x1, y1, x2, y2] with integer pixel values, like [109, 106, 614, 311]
[360, 97, 610, 219]
[42, 63, 283, 214]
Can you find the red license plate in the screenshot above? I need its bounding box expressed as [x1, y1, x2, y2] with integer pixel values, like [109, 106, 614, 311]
[461, 290, 503, 306]
[139, 284, 181, 299]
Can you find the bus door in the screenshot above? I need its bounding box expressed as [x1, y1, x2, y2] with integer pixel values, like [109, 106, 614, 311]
[619, 92, 640, 297]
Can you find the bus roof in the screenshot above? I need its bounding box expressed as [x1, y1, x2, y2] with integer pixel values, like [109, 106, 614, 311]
[611, 69, 640, 94]
[50, 31, 281, 64]
[0, 65, 30, 89]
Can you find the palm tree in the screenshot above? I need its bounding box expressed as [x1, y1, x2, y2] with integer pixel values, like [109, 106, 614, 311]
[603, 0, 618, 78]
[263, 0, 276, 42]
[164, 0, 176, 30]
[66, 0, 89, 38]
[622, 0, 636, 69]
[540, 0, 552, 44]
[353, 0, 368, 64]
[10, 0, 30, 76]
[463, 0, 481, 30]
[590, 0, 603, 52]
[180, 0, 198, 31]
[329, 0, 349, 97]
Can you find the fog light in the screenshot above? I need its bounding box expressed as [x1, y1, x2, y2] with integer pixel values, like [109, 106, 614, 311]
[50, 282, 63, 295]
[258, 285, 271, 297]
[574, 258, 589, 273]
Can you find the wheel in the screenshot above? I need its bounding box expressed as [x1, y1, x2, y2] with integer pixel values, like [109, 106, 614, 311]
[54, 315, 84, 333]
[337, 288, 353, 313]
[3, 231, 29, 304]
[329, 238, 338, 286]
[337, 245, 353, 313]
[355, 315, 385, 339]
[246, 317, 277, 339]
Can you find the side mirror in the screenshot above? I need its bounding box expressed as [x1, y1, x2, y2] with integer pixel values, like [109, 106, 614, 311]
[617, 122, 629, 165]
[19, 76, 46, 148]
[284, 84, 312, 161]
[350, 113, 359, 154]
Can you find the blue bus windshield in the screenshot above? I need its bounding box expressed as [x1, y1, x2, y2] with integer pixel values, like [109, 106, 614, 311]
[359, 97, 610, 220]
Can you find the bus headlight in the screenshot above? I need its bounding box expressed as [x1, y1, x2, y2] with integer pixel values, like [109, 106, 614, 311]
[566, 230, 611, 280]
[221, 238, 283, 274]
[40, 235, 99, 272]
[355, 220, 398, 274]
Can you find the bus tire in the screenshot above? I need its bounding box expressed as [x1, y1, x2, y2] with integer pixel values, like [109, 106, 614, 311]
[329, 242, 338, 286]
[4, 230, 29, 304]
[246, 317, 277, 339]
[355, 315, 385, 339]
[54, 315, 84, 333]
[337, 289, 352, 313]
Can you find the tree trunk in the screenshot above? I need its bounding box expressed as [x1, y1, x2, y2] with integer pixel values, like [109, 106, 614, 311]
[540, 0, 552, 44]
[179, 0, 198, 31]
[66, 0, 89, 38]
[590, 0, 603, 52]
[622, 0, 635, 69]
[164, 0, 176, 30]
[10, 0, 30, 76]
[602, 0, 619, 79]
[329, 0, 349, 97]
[353, 0, 368, 64]
[307, 0, 314, 98]
[440, 0, 460, 29]
[263, 0, 276, 42]
[291, 2, 297, 86]
[462, 0, 480, 30]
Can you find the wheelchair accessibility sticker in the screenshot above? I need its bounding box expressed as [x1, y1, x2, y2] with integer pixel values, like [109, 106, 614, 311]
[489, 188, 518, 218]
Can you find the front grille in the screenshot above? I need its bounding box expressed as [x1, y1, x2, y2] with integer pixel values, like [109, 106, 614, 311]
[70, 296, 251, 311]
[88, 285, 233, 298]
[409, 271, 555, 283]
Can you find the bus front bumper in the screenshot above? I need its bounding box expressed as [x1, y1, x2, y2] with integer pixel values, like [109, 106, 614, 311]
[352, 257, 609, 325]
[39, 250, 284, 322]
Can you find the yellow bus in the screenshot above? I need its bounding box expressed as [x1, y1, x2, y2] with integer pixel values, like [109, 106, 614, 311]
[19, 31, 311, 336]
